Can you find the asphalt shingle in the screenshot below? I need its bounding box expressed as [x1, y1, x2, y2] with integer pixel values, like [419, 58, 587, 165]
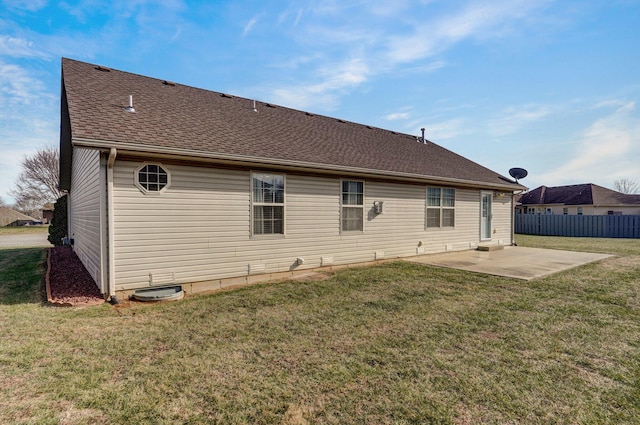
[61, 58, 522, 190]
[519, 184, 640, 206]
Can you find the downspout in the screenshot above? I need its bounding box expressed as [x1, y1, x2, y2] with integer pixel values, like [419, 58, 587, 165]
[107, 148, 119, 304]
[511, 193, 516, 246]
[511, 189, 525, 246]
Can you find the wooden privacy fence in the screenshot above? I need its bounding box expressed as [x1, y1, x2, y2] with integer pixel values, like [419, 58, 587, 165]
[515, 214, 640, 238]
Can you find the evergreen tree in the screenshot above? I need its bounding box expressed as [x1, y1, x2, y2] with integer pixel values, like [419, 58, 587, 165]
[48, 195, 68, 246]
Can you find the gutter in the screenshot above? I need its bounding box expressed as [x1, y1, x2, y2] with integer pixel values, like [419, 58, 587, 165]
[73, 137, 525, 192]
[106, 148, 118, 304]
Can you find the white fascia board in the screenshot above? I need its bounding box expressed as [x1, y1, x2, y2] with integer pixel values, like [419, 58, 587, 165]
[72, 137, 524, 192]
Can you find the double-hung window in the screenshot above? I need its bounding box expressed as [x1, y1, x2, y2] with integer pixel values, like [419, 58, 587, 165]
[426, 187, 455, 228]
[252, 173, 284, 235]
[341, 180, 364, 232]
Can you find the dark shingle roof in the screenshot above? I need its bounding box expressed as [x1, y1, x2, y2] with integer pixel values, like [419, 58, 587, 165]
[519, 184, 640, 206]
[60, 58, 522, 190]
[0, 207, 38, 227]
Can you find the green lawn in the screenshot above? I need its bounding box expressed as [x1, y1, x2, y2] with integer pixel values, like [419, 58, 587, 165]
[1, 236, 638, 424]
[0, 224, 49, 236]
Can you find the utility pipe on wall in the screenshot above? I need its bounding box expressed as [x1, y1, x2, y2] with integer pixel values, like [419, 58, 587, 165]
[107, 148, 118, 303]
[511, 189, 525, 246]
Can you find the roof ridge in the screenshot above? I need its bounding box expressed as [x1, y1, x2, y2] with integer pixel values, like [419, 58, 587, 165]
[62, 58, 424, 141]
[60, 58, 524, 191]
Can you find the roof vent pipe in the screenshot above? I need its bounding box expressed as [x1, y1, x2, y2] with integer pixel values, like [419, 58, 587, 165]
[125, 95, 136, 113]
[421, 128, 426, 144]
[252, 100, 258, 112]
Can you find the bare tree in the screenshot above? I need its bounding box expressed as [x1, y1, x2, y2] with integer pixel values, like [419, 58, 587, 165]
[614, 178, 640, 194]
[10, 147, 61, 217]
[0, 196, 5, 207]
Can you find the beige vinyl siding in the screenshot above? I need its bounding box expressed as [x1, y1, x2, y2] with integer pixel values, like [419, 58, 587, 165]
[112, 162, 250, 288]
[592, 206, 640, 215]
[423, 188, 485, 251]
[68, 147, 103, 291]
[492, 195, 513, 244]
[112, 161, 513, 290]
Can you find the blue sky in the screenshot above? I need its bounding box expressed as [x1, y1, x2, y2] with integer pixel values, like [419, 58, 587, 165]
[1, 0, 639, 202]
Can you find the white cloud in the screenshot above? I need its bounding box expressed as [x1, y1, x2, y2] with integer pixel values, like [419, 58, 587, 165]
[0, 148, 26, 202]
[3, 0, 48, 12]
[536, 102, 640, 186]
[488, 104, 553, 136]
[270, 87, 336, 111]
[268, 53, 322, 70]
[385, 0, 553, 63]
[0, 62, 57, 201]
[384, 112, 411, 121]
[409, 60, 447, 74]
[267, 57, 370, 110]
[258, 0, 556, 113]
[293, 8, 303, 26]
[420, 118, 471, 141]
[0, 134, 58, 202]
[0, 35, 49, 59]
[277, 5, 304, 27]
[243, 16, 259, 35]
[592, 99, 634, 110]
[367, 0, 415, 17]
[0, 62, 51, 106]
[318, 57, 369, 87]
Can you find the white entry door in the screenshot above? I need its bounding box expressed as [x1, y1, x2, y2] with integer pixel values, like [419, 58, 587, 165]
[481, 192, 492, 240]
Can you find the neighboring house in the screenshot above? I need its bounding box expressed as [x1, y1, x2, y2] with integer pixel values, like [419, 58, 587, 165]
[516, 184, 640, 215]
[0, 207, 40, 227]
[42, 204, 54, 224]
[59, 58, 524, 301]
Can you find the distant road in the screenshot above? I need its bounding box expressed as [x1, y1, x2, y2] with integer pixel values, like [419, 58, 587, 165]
[0, 233, 52, 248]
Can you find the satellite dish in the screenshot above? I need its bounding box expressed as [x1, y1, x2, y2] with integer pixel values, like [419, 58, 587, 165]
[509, 167, 528, 182]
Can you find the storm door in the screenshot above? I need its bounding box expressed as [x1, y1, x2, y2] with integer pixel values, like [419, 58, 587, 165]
[481, 192, 492, 240]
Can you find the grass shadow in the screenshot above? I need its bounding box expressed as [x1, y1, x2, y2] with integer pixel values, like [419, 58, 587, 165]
[0, 247, 47, 305]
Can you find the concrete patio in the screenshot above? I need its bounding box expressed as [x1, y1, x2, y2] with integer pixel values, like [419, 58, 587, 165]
[406, 246, 612, 280]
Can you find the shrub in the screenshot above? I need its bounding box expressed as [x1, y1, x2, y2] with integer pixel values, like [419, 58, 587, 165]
[48, 195, 67, 246]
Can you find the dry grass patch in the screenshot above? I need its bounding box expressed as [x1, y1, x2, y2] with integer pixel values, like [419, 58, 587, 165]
[0, 237, 638, 423]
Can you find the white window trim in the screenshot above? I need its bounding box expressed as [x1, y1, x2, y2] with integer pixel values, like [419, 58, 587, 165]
[340, 179, 365, 234]
[425, 187, 456, 229]
[134, 162, 171, 194]
[250, 172, 286, 238]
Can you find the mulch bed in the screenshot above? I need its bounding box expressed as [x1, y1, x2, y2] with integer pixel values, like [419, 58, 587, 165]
[47, 246, 104, 306]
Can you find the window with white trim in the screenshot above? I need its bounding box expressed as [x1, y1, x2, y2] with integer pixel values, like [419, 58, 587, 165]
[426, 187, 455, 228]
[341, 180, 364, 232]
[252, 173, 284, 235]
[135, 163, 170, 193]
